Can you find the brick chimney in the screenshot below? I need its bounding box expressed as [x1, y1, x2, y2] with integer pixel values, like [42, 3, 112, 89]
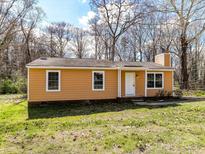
[155, 49, 171, 67]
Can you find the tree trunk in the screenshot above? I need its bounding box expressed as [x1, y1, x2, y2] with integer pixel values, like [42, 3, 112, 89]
[26, 39, 31, 64]
[139, 36, 142, 62]
[4, 48, 10, 78]
[111, 37, 116, 61]
[139, 51, 142, 62]
[180, 35, 189, 89]
[133, 50, 137, 61]
[59, 41, 64, 58]
[94, 36, 98, 59]
[105, 42, 108, 60]
[152, 46, 156, 62]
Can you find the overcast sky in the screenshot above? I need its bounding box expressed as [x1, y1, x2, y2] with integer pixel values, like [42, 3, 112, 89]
[38, 0, 95, 28]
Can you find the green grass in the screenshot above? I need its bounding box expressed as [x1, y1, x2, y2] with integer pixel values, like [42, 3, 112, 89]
[0, 95, 205, 153]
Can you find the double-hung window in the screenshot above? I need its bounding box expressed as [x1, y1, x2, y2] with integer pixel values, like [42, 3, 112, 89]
[46, 70, 61, 92]
[92, 71, 105, 91]
[147, 73, 163, 89]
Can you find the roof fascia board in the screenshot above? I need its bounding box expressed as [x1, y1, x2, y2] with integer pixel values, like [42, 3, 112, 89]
[27, 66, 174, 71]
[121, 67, 146, 70]
[147, 69, 175, 71]
[26, 66, 117, 70]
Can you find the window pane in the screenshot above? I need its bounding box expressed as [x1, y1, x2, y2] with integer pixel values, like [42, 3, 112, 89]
[94, 80, 103, 85]
[49, 72, 58, 80]
[147, 74, 154, 81]
[94, 72, 103, 90]
[94, 84, 103, 89]
[155, 74, 162, 81]
[48, 72, 59, 90]
[148, 81, 154, 88]
[155, 81, 162, 88]
[147, 74, 154, 88]
[155, 74, 162, 88]
[94, 72, 103, 80]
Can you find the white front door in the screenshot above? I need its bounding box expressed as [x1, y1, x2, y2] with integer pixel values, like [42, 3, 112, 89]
[125, 72, 135, 96]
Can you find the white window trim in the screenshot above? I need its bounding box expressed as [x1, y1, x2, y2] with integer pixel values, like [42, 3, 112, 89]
[92, 71, 105, 91]
[147, 72, 164, 89]
[46, 70, 61, 92]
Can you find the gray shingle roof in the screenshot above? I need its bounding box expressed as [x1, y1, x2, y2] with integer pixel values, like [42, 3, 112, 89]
[26, 57, 174, 69]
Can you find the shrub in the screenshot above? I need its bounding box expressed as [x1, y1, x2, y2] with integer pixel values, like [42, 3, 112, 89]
[15, 78, 27, 94]
[0, 79, 18, 94]
[0, 78, 27, 94]
[182, 90, 205, 97]
[174, 89, 183, 98]
[194, 90, 205, 96]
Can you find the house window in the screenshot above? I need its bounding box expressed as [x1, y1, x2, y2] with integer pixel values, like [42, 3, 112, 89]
[147, 73, 163, 88]
[46, 70, 61, 91]
[92, 71, 105, 91]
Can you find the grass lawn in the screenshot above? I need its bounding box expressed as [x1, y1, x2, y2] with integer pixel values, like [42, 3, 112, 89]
[0, 95, 205, 154]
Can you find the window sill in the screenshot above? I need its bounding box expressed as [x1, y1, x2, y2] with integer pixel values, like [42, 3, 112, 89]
[92, 89, 105, 91]
[46, 90, 61, 92]
[147, 88, 164, 90]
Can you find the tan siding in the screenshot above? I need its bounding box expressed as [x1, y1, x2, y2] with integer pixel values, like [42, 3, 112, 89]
[121, 71, 125, 96]
[29, 69, 118, 102]
[29, 68, 173, 101]
[136, 71, 145, 97]
[147, 71, 173, 97]
[121, 71, 145, 97]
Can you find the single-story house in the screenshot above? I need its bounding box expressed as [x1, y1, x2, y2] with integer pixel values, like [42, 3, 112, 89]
[26, 52, 174, 104]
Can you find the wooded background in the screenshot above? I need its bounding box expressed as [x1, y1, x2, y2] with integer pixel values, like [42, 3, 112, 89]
[0, 0, 205, 91]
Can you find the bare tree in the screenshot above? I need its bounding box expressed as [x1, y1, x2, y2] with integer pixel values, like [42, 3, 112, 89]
[128, 23, 147, 62]
[0, 0, 38, 78]
[163, 0, 205, 89]
[91, 0, 147, 61]
[44, 22, 71, 57]
[20, 6, 44, 66]
[52, 22, 71, 57]
[0, 0, 34, 52]
[45, 25, 58, 57]
[90, 17, 112, 60]
[70, 27, 88, 59]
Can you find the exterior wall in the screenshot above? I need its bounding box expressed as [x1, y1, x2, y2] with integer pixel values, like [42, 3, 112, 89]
[121, 70, 173, 97]
[29, 69, 118, 102]
[121, 71, 145, 97]
[155, 53, 171, 67]
[28, 68, 174, 102]
[147, 71, 173, 97]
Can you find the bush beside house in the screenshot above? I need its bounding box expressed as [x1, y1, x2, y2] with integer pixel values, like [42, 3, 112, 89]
[0, 78, 27, 94]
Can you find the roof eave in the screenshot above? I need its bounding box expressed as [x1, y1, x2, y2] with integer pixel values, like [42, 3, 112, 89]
[26, 65, 175, 71]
